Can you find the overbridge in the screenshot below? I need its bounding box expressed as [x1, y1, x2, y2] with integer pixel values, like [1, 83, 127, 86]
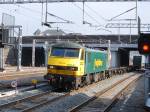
[86, 43, 137, 50]
[22, 35, 138, 51]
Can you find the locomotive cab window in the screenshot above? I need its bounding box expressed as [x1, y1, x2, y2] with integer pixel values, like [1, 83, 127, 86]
[51, 47, 79, 58]
[51, 48, 64, 57]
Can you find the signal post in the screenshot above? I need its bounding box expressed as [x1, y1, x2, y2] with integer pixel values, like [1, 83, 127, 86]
[138, 33, 150, 109]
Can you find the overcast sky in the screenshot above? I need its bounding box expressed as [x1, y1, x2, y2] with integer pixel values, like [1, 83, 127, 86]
[0, 1, 149, 36]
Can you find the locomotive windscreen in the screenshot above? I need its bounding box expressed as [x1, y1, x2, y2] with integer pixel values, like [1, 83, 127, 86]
[51, 47, 79, 58]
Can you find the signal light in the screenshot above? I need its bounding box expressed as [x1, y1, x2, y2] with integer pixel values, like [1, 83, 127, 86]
[143, 44, 149, 51]
[138, 33, 150, 55]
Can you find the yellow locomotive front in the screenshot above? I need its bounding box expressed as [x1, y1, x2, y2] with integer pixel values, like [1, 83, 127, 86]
[48, 47, 84, 76]
[44, 42, 85, 89]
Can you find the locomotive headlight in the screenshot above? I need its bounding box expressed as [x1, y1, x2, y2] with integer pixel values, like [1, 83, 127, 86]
[48, 65, 54, 69]
[50, 66, 54, 69]
[70, 67, 78, 71]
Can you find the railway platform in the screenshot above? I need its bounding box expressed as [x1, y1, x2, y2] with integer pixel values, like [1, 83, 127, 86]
[0, 66, 47, 88]
[0, 66, 46, 80]
[110, 76, 147, 112]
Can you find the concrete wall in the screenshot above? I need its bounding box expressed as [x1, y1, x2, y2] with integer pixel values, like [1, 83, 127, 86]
[110, 51, 120, 68]
[4, 46, 17, 66]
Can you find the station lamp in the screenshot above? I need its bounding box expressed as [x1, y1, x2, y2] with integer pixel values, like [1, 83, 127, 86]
[138, 33, 150, 55]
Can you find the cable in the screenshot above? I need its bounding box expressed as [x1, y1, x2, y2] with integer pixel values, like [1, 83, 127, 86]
[45, 0, 48, 23]
[61, 28, 75, 33]
[14, 3, 82, 28]
[41, 2, 44, 25]
[83, 1, 85, 24]
[13, 4, 46, 25]
[15, 11, 41, 22]
[47, 12, 74, 24]
[14, 4, 41, 14]
[0, 7, 41, 22]
[109, 7, 136, 21]
[108, 19, 136, 21]
[10, 5, 41, 21]
[96, 28, 112, 33]
[84, 4, 108, 21]
[72, 2, 105, 27]
[14, 4, 72, 24]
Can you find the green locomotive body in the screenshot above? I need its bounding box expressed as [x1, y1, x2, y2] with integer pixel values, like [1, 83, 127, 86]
[84, 48, 108, 74]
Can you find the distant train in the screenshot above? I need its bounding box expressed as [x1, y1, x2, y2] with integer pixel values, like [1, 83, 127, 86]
[44, 42, 128, 89]
[133, 56, 142, 70]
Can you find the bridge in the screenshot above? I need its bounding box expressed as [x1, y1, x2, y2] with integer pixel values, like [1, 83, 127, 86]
[22, 43, 137, 51]
[23, 35, 138, 44]
[87, 43, 137, 50]
[22, 35, 138, 51]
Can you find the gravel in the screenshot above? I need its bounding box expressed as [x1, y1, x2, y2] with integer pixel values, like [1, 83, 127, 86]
[35, 72, 138, 112]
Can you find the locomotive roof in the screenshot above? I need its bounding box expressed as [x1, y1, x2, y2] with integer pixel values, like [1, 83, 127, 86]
[52, 41, 84, 49]
[52, 42, 107, 53]
[85, 48, 107, 54]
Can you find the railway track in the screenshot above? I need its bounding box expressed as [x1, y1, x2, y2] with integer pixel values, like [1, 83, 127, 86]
[0, 73, 141, 112]
[0, 82, 48, 98]
[0, 88, 70, 112]
[69, 74, 141, 112]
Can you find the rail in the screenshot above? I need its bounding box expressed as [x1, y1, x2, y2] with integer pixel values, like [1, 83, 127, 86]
[69, 74, 141, 112]
[0, 88, 70, 112]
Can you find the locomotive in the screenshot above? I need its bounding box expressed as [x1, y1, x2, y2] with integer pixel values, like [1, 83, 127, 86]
[44, 41, 110, 89]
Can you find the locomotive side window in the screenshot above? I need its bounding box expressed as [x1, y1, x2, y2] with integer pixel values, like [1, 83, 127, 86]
[88, 52, 91, 63]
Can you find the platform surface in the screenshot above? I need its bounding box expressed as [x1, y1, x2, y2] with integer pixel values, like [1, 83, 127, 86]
[0, 66, 46, 80]
[110, 76, 147, 112]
